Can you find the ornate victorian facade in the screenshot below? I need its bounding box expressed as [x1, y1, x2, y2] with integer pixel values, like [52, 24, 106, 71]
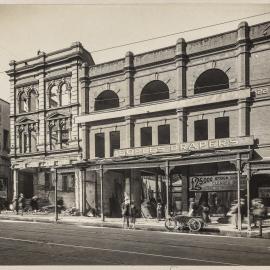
[7, 42, 94, 209]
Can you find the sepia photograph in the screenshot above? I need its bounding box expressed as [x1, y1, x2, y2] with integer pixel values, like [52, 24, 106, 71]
[0, 0, 269, 267]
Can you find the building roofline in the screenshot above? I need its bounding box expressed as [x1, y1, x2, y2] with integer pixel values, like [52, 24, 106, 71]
[89, 20, 269, 69]
[0, 98, 10, 104]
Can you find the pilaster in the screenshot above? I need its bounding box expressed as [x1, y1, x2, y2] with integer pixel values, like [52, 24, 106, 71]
[238, 98, 249, 136]
[81, 123, 89, 160]
[124, 51, 134, 107]
[12, 169, 18, 199]
[175, 38, 187, 98]
[237, 21, 250, 89]
[105, 131, 110, 158]
[80, 62, 90, 115]
[125, 116, 134, 148]
[176, 108, 187, 143]
[9, 61, 16, 157]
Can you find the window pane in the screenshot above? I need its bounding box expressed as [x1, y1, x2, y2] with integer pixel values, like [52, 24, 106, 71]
[50, 126, 58, 150]
[19, 93, 28, 113]
[215, 117, 230, 139]
[62, 175, 68, 192]
[158, 125, 170, 145]
[110, 131, 120, 157]
[141, 127, 152, 146]
[30, 131, 37, 152]
[50, 86, 59, 108]
[3, 129, 9, 151]
[61, 84, 69, 106]
[29, 91, 37, 112]
[194, 120, 208, 141]
[61, 129, 69, 148]
[95, 133, 105, 158]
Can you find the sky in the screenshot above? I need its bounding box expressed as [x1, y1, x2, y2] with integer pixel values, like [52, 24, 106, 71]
[0, 0, 270, 103]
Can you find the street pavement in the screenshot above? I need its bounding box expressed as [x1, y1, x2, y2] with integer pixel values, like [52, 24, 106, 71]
[0, 220, 269, 265]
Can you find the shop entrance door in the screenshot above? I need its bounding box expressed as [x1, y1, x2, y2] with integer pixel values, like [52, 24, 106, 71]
[19, 172, 34, 199]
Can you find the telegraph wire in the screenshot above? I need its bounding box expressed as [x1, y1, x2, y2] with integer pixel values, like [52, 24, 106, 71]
[90, 11, 270, 53]
[0, 11, 269, 68]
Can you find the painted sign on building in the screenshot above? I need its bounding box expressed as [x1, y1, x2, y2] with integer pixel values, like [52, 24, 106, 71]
[189, 174, 247, 192]
[114, 136, 254, 157]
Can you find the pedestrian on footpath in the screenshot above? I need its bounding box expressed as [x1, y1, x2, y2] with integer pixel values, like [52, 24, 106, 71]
[12, 196, 18, 214]
[201, 201, 211, 223]
[30, 196, 39, 213]
[18, 193, 25, 216]
[157, 202, 162, 221]
[130, 201, 137, 229]
[122, 196, 130, 229]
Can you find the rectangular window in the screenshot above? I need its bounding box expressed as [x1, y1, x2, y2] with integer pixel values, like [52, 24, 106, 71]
[23, 133, 28, 153]
[62, 175, 68, 192]
[3, 129, 9, 151]
[194, 119, 208, 141]
[141, 127, 152, 146]
[61, 174, 75, 192]
[110, 131, 120, 157]
[158, 124, 170, 145]
[61, 129, 69, 148]
[45, 173, 50, 191]
[95, 133, 105, 158]
[50, 127, 58, 150]
[215, 117, 230, 139]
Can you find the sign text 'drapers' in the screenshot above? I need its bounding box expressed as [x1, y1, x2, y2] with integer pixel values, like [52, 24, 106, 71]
[114, 136, 254, 157]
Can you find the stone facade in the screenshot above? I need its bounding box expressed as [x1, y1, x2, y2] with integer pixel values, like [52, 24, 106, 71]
[7, 21, 270, 218]
[0, 99, 10, 201]
[7, 42, 94, 210]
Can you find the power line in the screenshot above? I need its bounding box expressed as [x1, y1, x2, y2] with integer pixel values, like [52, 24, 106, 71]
[90, 11, 270, 53]
[0, 10, 268, 68]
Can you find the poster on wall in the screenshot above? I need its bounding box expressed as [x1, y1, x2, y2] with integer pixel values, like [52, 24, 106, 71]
[189, 174, 247, 192]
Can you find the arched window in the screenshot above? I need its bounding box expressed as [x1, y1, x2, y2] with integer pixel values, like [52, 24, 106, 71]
[18, 92, 28, 113]
[28, 90, 37, 112]
[49, 85, 59, 108]
[194, 69, 229, 94]
[140, 80, 169, 104]
[94, 90, 119, 111]
[61, 83, 70, 106]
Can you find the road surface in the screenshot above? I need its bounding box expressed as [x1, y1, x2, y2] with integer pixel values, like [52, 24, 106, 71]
[0, 220, 269, 265]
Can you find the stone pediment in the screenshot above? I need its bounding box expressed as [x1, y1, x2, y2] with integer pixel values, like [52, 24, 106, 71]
[16, 116, 36, 124]
[46, 111, 69, 120]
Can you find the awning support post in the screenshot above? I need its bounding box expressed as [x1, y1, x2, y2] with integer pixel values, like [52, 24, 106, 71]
[237, 154, 242, 232]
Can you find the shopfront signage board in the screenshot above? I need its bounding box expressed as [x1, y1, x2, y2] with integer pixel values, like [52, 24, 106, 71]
[189, 174, 247, 192]
[114, 136, 254, 157]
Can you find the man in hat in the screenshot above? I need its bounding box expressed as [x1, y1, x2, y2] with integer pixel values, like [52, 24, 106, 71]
[122, 193, 130, 229]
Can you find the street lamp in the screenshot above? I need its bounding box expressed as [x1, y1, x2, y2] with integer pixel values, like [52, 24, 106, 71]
[50, 167, 58, 222]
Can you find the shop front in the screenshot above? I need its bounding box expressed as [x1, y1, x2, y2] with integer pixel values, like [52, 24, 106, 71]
[81, 145, 252, 227]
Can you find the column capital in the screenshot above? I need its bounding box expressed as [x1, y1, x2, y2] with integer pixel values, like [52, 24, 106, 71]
[237, 21, 249, 43]
[175, 38, 187, 56]
[124, 51, 134, 70]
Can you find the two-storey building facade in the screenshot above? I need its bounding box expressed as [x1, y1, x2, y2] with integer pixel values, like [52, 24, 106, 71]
[7, 21, 270, 219]
[7, 42, 94, 210]
[75, 21, 270, 219]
